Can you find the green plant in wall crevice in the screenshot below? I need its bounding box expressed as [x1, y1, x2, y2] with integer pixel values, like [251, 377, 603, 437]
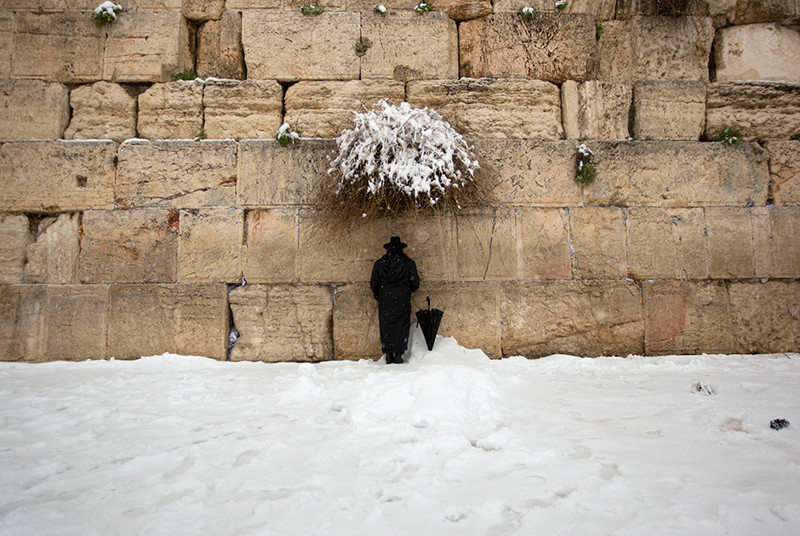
[713, 125, 744, 145]
[301, 4, 324, 15]
[91, 1, 123, 26]
[575, 143, 596, 185]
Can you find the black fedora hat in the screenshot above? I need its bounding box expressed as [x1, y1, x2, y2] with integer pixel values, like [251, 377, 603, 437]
[383, 236, 407, 249]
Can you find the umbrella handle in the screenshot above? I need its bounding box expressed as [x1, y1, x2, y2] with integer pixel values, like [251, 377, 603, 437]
[427, 296, 431, 311]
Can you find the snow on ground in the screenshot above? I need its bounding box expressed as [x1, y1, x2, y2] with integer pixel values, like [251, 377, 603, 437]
[1, 327, 799, 535]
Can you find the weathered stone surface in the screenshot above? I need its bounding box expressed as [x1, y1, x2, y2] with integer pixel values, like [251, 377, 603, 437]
[729, 280, 800, 354]
[242, 209, 299, 284]
[626, 208, 708, 280]
[11, 12, 104, 82]
[632, 80, 706, 141]
[753, 206, 800, 278]
[242, 11, 360, 81]
[0, 141, 117, 212]
[183, 0, 225, 20]
[616, 0, 710, 17]
[705, 82, 800, 141]
[361, 12, 458, 81]
[137, 81, 204, 140]
[766, 141, 800, 205]
[226, 0, 281, 8]
[455, 208, 517, 280]
[24, 213, 80, 284]
[643, 280, 733, 355]
[3, 0, 182, 9]
[433, 0, 493, 21]
[0, 285, 46, 361]
[570, 207, 627, 279]
[501, 281, 644, 358]
[0, 215, 31, 285]
[178, 209, 244, 283]
[203, 80, 282, 140]
[44, 285, 108, 361]
[714, 24, 800, 83]
[704, 207, 754, 279]
[710, 0, 799, 27]
[117, 140, 237, 208]
[78, 209, 179, 283]
[332, 283, 381, 360]
[0, 13, 12, 78]
[472, 140, 582, 206]
[391, 215, 458, 282]
[492, 0, 617, 20]
[596, 17, 714, 83]
[237, 140, 332, 207]
[584, 141, 769, 207]
[460, 13, 596, 83]
[196, 11, 245, 80]
[516, 208, 571, 280]
[64, 81, 137, 143]
[229, 284, 333, 362]
[561, 81, 631, 140]
[107, 284, 228, 360]
[104, 11, 192, 82]
[407, 78, 563, 140]
[0, 80, 69, 141]
[285, 80, 405, 138]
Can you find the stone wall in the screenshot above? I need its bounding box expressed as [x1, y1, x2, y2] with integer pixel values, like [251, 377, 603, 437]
[1, 0, 799, 362]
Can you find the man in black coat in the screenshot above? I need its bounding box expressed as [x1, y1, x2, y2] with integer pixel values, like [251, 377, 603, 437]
[370, 236, 420, 364]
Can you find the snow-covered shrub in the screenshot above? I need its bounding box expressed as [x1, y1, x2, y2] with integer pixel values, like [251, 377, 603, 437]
[276, 123, 300, 147]
[713, 125, 742, 145]
[414, 2, 432, 14]
[300, 4, 324, 15]
[575, 143, 596, 184]
[92, 1, 123, 26]
[521, 6, 539, 20]
[374, 4, 387, 14]
[322, 101, 484, 225]
[555, 0, 568, 11]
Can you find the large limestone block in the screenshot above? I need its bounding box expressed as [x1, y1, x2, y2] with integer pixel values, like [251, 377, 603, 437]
[406, 78, 563, 140]
[515, 207, 571, 280]
[183, 0, 225, 20]
[0, 285, 46, 361]
[705, 207, 755, 279]
[64, 81, 137, 143]
[332, 283, 380, 359]
[12, 12, 104, 82]
[460, 13, 596, 83]
[242, 11, 360, 81]
[226, 0, 281, 8]
[561, 81, 631, 140]
[472, 140, 582, 206]
[237, 140, 333, 207]
[705, 82, 800, 141]
[204, 80, 282, 140]
[242, 209, 299, 284]
[229, 284, 334, 362]
[196, 11, 245, 80]
[626, 208, 708, 280]
[117, 140, 237, 208]
[583, 141, 769, 207]
[616, 0, 710, 17]
[285, 80, 405, 138]
[361, 12, 458, 81]
[753, 206, 800, 278]
[596, 17, 714, 83]
[390, 215, 458, 281]
[137, 81, 204, 140]
[643, 281, 733, 356]
[44, 285, 108, 361]
[501, 281, 644, 358]
[714, 24, 800, 83]
[0, 141, 116, 212]
[729, 281, 800, 354]
[0, 80, 69, 141]
[569, 207, 627, 279]
[710, 0, 799, 27]
[0, 13, 12, 78]
[632, 80, 706, 141]
[24, 213, 81, 284]
[766, 141, 800, 205]
[0, 215, 31, 284]
[78, 209, 179, 283]
[107, 284, 228, 360]
[178, 209, 244, 283]
[492, 0, 617, 19]
[432, 0, 493, 21]
[455, 208, 517, 280]
[3, 1, 182, 9]
[104, 11, 193, 82]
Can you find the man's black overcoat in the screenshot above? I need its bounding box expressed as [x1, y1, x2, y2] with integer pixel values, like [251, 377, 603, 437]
[370, 251, 420, 354]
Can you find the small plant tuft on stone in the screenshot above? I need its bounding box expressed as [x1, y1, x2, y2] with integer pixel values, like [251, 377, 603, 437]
[414, 2, 432, 14]
[194, 130, 207, 141]
[521, 6, 539, 20]
[555, 0, 568, 10]
[171, 68, 197, 81]
[596, 23, 604, 40]
[791, 133, 800, 141]
[91, 1, 123, 26]
[276, 123, 300, 147]
[374, 4, 387, 14]
[301, 4, 324, 15]
[714, 125, 743, 145]
[575, 143, 596, 184]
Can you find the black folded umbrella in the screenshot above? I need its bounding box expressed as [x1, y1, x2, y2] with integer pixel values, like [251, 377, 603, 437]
[415, 296, 443, 351]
